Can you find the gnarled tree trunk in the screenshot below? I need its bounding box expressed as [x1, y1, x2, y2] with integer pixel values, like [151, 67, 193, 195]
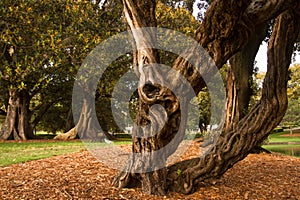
[113, 0, 300, 195]
[167, 6, 300, 194]
[0, 89, 34, 140]
[113, 0, 172, 194]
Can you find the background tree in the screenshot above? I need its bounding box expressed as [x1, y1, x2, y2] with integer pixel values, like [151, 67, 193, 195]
[280, 64, 300, 127]
[0, 0, 76, 140]
[225, 24, 268, 132]
[0, 0, 125, 140]
[54, 0, 203, 140]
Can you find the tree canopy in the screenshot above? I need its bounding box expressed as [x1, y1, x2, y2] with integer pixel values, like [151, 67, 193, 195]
[0, 0, 124, 139]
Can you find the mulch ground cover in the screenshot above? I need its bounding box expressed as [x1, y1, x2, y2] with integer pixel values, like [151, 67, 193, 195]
[0, 142, 299, 200]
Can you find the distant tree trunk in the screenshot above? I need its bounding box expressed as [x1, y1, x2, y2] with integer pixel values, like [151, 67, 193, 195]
[113, 0, 299, 195]
[0, 89, 34, 140]
[225, 24, 268, 132]
[31, 102, 54, 132]
[55, 94, 114, 140]
[55, 98, 93, 140]
[64, 108, 74, 132]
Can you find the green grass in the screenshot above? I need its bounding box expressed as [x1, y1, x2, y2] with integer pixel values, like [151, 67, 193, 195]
[267, 131, 300, 143]
[263, 131, 300, 157]
[0, 139, 132, 167]
[3, 130, 297, 167]
[0, 140, 85, 167]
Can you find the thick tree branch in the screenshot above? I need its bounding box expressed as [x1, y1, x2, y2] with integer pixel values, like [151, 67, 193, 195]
[173, 0, 298, 95]
[167, 4, 300, 194]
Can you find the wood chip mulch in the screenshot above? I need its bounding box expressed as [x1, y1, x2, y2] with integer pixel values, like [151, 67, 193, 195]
[0, 142, 299, 200]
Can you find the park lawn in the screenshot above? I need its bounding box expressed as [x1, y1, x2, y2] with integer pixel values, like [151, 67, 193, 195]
[263, 144, 300, 150]
[0, 140, 85, 167]
[0, 139, 132, 167]
[263, 131, 300, 157]
[2, 131, 298, 167]
[267, 131, 300, 143]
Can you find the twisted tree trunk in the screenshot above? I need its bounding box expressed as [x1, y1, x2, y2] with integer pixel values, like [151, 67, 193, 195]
[167, 6, 300, 194]
[113, 0, 300, 195]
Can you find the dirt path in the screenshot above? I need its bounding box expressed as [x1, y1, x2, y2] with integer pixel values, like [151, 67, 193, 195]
[0, 142, 299, 199]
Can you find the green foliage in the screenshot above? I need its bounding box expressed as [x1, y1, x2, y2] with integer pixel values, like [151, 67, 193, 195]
[287, 64, 300, 100]
[280, 64, 300, 127]
[36, 103, 68, 133]
[254, 64, 300, 127]
[176, 169, 182, 176]
[271, 127, 284, 133]
[157, 1, 200, 36]
[193, 65, 226, 132]
[0, 0, 125, 133]
[195, 89, 211, 132]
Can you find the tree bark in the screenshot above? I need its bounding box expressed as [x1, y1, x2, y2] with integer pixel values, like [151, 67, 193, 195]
[0, 89, 34, 140]
[113, 0, 299, 195]
[113, 0, 172, 195]
[167, 6, 300, 194]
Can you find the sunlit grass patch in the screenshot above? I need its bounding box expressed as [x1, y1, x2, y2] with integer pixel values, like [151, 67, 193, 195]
[0, 141, 85, 167]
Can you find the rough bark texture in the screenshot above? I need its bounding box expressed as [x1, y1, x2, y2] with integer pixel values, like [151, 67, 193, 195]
[113, 0, 300, 195]
[0, 89, 35, 140]
[167, 6, 300, 194]
[113, 0, 172, 195]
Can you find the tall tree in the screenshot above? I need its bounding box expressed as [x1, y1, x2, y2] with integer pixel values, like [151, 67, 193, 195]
[113, 0, 300, 195]
[53, 0, 127, 140]
[280, 64, 300, 127]
[0, 0, 124, 140]
[0, 0, 72, 139]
